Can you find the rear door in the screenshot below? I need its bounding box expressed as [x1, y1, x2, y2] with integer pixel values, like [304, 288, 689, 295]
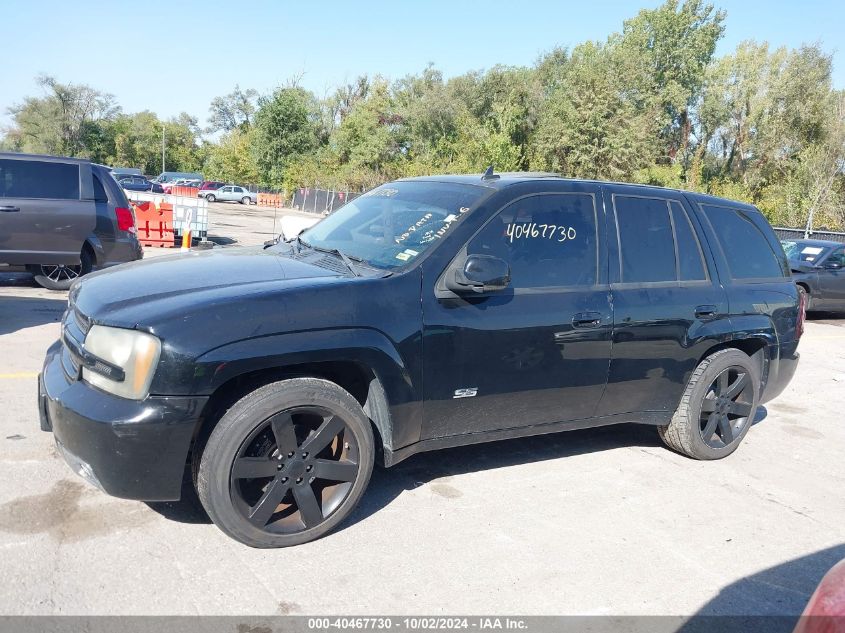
[0, 158, 95, 266]
[818, 246, 845, 308]
[596, 186, 729, 417]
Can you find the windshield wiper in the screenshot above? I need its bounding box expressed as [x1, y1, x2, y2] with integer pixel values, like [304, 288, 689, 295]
[309, 244, 363, 277]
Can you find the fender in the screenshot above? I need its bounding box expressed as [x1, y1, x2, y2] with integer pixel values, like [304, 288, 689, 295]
[191, 327, 422, 451]
[85, 234, 106, 267]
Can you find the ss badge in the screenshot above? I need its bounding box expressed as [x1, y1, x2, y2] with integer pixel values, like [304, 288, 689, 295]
[453, 388, 478, 399]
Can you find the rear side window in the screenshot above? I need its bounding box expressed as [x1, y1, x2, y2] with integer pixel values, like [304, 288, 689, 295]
[92, 174, 109, 202]
[701, 204, 785, 279]
[0, 159, 80, 200]
[614, 196, 676, 282]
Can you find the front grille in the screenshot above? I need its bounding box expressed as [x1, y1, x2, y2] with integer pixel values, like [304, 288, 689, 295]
[61, 303, 88, 380]
[73, 307, 90, 335]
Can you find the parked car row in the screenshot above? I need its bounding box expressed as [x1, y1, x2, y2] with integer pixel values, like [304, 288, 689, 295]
[111, 168, 256, 204]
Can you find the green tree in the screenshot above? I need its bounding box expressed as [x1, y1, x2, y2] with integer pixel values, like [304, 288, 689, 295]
[6, 74, 119, 158]
[252, 87, 320, 187]
[207, 86, 258, 133]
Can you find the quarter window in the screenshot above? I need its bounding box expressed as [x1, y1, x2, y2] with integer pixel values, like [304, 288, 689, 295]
[467, 193, 598, 288]
[671, 202, 707, 281]
[0, 159, 80, 200]
[92, 174, 109, 202]
[701, 204, 785, 279]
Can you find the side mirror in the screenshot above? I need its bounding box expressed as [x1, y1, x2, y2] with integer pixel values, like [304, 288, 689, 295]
[445, 254, 510, 295]
[825, 261, 842, 270]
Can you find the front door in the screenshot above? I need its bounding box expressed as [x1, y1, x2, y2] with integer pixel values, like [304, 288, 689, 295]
[421, 185, 612, 439]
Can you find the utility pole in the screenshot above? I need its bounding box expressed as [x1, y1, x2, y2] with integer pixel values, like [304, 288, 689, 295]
[161, 125, 166, 174]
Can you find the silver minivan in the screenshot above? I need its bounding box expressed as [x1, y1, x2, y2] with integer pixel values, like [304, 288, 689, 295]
[0, 153, 143, 290]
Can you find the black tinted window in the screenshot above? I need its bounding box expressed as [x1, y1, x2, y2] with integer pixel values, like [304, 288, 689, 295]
[701, 205, 785, 279]
[0, 159, 80, 199]
[92, 174, 108, 202]
[467, 193, 598, 288]
[614, 196, 675, 283]
[828, 248, 845, 266]
[671, 202, 707, 281]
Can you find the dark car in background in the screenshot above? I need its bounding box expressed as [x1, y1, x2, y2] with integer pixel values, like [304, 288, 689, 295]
[199, 181, 226, 192]
[783, 239, 845, 312]
[40, 172, 802, 547]
[0, 152, 143, 290]
[117, 175, 164, 193]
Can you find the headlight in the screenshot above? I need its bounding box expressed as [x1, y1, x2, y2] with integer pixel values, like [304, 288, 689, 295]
[81, 325, 161, 400]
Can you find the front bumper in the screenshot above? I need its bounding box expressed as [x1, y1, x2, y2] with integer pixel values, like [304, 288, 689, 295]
[39, 341, 208, 501]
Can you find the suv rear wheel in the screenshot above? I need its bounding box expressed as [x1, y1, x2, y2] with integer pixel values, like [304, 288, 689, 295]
[196, 377, 375, 548]
[658, 348, 760, 460]
[29, 247, 93, 291]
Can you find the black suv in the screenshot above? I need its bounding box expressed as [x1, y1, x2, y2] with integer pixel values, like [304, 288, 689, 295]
[39, 172, 801, 547]
[0, 152, 142, 290]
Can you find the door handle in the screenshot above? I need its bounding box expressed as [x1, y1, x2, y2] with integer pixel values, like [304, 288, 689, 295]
[695, 305, 718, 319]
[572, 312, 603, 328]
[0, 206, 20, 212]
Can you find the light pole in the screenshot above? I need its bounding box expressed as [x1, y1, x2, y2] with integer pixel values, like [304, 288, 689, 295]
[161, 125, 166, 174]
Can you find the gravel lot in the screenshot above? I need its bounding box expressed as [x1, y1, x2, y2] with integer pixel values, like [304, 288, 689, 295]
[1, 202, 844, 616]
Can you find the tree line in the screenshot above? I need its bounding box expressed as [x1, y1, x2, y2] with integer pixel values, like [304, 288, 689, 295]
[2, 0, 843, 229]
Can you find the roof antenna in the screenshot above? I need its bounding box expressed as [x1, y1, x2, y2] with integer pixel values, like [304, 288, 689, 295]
[481, 165, 499, 181]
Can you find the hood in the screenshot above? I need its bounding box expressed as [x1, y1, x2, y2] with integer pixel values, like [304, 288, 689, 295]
[72, 246, 342, 327]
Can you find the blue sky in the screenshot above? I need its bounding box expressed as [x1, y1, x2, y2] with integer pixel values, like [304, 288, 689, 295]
[1, 0, 843, 129]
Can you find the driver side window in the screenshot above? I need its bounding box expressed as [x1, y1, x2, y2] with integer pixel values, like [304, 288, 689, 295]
[830, 248, 845, 266]
[467, 193, 599, 289]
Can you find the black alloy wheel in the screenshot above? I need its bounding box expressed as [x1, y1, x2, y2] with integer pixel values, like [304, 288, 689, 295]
[230, 405, 360, 532]
[196, 378, 375, 547]
[698, 366, 754, 449]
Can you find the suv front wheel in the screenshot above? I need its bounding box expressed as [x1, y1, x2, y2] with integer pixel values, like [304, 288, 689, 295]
[658, 348, 760, 460]
[196, 377, 375, 548]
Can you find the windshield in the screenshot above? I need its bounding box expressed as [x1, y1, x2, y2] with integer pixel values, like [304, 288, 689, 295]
[782, 240, 831, 263]
[298, 181, 489, 269]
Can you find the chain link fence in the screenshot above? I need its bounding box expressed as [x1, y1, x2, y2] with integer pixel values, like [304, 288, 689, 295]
[290, 187, 363, 215]
[773, 227, 845, 244]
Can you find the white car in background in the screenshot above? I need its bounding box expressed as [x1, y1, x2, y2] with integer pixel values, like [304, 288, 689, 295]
[200, 185, 256, 205]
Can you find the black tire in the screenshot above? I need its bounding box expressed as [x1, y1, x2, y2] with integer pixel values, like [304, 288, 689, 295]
[657, 348, 760, 460]
[241, 196, 251, 205]
[206, 194, 216, 203]
[196, 378, 374, 548]
[29, 247, 93, 291]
